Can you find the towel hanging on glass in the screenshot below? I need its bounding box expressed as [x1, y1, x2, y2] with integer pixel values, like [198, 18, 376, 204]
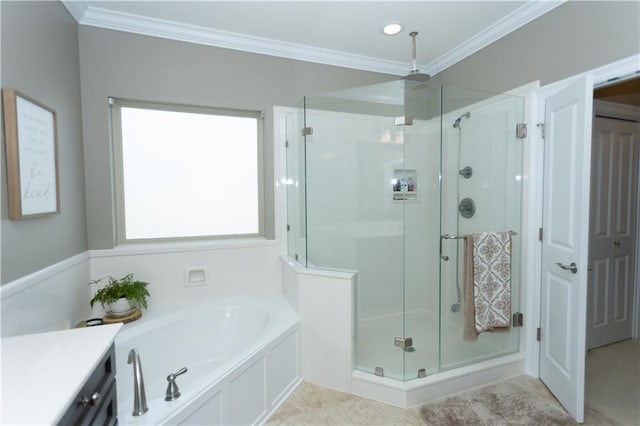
[463, 231, 512, 342]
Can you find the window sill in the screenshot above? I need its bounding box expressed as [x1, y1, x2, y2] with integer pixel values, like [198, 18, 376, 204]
[89, 238, 277, 258]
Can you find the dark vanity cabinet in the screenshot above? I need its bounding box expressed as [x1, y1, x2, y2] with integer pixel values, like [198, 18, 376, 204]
[59, 343, 117, 425]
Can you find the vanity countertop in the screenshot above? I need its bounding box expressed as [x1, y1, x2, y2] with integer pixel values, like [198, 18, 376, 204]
[1, 323, 122, 425]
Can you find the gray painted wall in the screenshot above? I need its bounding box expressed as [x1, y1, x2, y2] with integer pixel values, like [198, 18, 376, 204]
[1, 1, 87, 283]
[3, 0, 638, 277]
[434, 1, 640, 92]
[78, 27, 393, 249]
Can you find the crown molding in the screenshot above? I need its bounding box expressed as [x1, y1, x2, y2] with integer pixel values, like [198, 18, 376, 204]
[61, 0, 88, 23]
[71, 5, 409, 75]
[63, 1, 565, 77]
[423, 0, 565, 76]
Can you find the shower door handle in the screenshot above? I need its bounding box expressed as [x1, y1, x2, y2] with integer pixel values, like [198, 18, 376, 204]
[439, 236, 450, 261]
[556, 262, 578, 274]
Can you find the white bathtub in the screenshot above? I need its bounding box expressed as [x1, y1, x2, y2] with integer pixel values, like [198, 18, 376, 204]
[114, 295, 300, 425]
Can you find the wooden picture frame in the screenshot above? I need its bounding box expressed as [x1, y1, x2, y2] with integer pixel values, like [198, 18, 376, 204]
[2, 89, 60, 219]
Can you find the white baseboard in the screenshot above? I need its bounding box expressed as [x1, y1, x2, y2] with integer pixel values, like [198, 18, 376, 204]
[351, 353, 526, 408]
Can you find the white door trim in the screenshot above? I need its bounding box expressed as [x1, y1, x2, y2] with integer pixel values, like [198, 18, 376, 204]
[525, 53, 640, 377]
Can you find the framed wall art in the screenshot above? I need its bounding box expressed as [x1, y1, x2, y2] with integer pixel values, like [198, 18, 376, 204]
[2, 88, 60, 219]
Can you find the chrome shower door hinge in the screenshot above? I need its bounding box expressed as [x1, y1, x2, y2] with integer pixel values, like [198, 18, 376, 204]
[394, 337, 413, 348]
[394, 116, 413, 126]
[512, 312, 523, 327]
[516, 123, 527, 139]
[301, 126, 313, 136]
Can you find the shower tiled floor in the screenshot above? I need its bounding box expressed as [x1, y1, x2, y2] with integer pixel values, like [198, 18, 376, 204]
[355, 310, 518, 380]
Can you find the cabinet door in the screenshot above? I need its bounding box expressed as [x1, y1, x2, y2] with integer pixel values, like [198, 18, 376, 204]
[83, 379, 117, 426]
[59, 344, 117, 426]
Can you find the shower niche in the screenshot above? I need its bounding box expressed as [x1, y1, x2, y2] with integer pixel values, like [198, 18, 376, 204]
[392, 169, 417, 201]
[287, 80, 524, 382]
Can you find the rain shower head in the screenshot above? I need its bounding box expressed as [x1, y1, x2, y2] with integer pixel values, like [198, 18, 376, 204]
[402, 31, 431, 83]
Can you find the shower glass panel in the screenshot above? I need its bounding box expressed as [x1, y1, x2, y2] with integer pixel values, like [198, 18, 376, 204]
[288, 80, 524, 381]
[286, 98, 307, 264]
[439, 85, 523, 371]
[302, 80, 412, 380]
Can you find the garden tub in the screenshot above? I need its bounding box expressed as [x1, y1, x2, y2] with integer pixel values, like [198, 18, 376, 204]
[114, 295, 300, 425]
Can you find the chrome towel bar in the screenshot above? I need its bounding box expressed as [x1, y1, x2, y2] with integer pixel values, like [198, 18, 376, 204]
[441, 230, 517, 240]
[440, 231, 517, 261]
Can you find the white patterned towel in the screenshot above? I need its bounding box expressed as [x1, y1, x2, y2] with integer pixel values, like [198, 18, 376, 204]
[472, 231, 512, 333]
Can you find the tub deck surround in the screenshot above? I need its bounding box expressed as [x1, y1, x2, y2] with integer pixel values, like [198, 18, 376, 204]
[1, 323, 122, 425]
[114, 295, 300, 425]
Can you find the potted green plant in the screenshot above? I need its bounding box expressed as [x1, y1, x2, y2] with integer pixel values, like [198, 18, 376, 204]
[89, 273, 150, 315]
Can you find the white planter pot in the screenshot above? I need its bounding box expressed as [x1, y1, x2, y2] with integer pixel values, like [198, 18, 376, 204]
[108, 297, 132, 314]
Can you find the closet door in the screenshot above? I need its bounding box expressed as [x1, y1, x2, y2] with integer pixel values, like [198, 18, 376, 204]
[587, 115, 639, 349]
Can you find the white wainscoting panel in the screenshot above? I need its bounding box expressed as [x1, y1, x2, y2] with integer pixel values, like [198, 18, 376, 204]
[1, 252, 91, 337]
[89, 242, 282, 309]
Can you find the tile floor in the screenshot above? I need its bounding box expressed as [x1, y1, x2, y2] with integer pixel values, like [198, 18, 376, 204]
[267, 339, 639, 425]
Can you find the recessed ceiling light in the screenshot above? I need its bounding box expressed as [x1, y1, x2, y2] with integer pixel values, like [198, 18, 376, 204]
[382, 23, 403, 36]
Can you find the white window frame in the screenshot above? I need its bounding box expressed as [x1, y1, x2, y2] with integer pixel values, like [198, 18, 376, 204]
[109, 97, 265, 244]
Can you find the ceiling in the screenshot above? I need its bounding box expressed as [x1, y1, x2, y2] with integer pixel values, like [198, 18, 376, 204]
[595, 77, 640, 107]
[63, 1, 564, 77]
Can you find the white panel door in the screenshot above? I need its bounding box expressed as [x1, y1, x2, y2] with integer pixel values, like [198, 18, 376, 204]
[587, 116, 639, 349]
[540, 76, 593, 423]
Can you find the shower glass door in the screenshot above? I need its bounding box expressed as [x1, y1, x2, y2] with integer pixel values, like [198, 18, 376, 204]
[438, 85, 524, 371]
[401, 81, 443, 379]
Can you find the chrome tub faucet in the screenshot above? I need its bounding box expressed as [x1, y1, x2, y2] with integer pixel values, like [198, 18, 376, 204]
[127, 348, 148, 416]
[165, 367, 188, 401]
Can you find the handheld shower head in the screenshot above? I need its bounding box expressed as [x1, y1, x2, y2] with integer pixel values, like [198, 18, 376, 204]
[452, 111, 471, 128]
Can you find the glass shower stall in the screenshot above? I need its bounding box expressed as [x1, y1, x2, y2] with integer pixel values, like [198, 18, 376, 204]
[286, 79, 523, 381]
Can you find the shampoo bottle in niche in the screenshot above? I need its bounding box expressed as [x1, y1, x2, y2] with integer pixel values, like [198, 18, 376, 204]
[407, 176, 415, 192]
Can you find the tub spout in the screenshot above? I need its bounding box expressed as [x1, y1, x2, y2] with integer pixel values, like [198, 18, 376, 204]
[127, 348, 148, 416]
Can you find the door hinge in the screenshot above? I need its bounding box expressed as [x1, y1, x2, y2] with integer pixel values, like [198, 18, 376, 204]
[537, 122, 545, 139]
[302, 126, 313, 136]
[538, 227, 543, 241]
[516, 123, 527, 139]
[285, 140, 289, 148]
[394, 337, 413, 348]
[536, 327, 541, 341]
[394, 116, 413, 126]
[512, 312, 524, 327]
[286, 224, 290, 231]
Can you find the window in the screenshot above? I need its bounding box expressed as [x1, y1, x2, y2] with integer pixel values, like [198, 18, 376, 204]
[110, 98, 264, 243]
